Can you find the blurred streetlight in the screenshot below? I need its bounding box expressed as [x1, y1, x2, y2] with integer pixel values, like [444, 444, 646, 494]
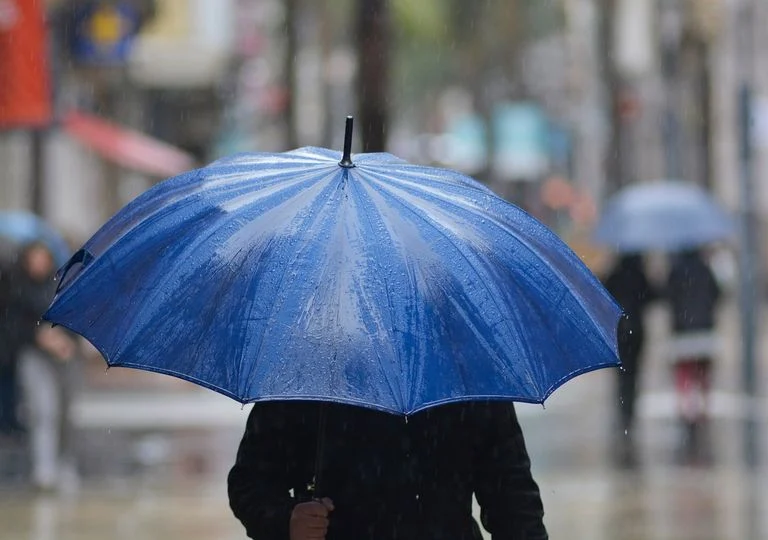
[734, 0, 760, 467]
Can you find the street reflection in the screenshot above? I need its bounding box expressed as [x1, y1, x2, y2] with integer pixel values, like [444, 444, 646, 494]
[3, 463, 765, 540]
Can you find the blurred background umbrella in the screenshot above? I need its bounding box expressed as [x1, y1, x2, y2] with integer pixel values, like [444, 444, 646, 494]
[0, 210, 71, 266]
[45, 120, 620, 416]
[593, 180, 736, 252]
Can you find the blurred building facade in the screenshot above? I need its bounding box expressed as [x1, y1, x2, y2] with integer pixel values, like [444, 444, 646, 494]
[2, 0, 768, 266]
[0, 0, 241, 241]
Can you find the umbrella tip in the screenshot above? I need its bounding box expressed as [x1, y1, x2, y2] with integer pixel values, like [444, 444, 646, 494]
[339, 116, 355, 168]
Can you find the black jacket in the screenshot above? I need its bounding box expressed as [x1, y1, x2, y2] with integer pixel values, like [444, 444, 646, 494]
[0, 263, 15, 366]
[666, 253, 720, 332]
[6, 266, 57, 352]
[228, 401, 548, 540]
[602, 256, 657, 357]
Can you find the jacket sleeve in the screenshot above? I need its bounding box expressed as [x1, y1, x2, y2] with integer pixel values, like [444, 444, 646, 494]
[474, 403, 548, 540]
[228, 405, 298, 540]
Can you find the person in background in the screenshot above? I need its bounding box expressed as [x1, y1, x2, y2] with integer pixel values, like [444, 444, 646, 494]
[228, 401, 548, 540]
[10, 242, 79, 491]
[602, 253, 658, 464]
[0, 258, 25, 435]
[666, 248, 721, 456]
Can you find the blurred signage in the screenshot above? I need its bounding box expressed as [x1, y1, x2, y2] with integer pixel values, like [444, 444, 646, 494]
[439, 114, 487, 175]
[128, 0, 235, 88]
[0, 0, 52, 129]
[69, 1, 140, 65]
[614, 0, 656, 77]
[492, 102, 550, 182]
[62, 109, 196, 177]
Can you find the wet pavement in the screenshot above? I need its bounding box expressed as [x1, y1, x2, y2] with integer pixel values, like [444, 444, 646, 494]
[1, 300, 767, 539]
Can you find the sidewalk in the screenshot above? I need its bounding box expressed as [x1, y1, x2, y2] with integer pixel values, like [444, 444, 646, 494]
[71, 390, 252, 430]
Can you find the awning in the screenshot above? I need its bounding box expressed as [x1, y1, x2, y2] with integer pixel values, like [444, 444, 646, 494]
[62, 110, 196, 178]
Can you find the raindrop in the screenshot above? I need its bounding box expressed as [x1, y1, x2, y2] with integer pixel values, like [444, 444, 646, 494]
[624, 429, 628, 436]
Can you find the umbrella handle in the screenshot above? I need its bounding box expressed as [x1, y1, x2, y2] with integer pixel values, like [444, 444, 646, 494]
[309, 403, 328, 496]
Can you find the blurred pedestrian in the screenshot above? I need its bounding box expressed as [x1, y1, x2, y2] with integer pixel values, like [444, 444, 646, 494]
[0, 258, 25, 435]
[10, 242, 79, 491]
[228, 401, 548, 540]
[666, 248, 721, 452]
[602, 253, 658, 460]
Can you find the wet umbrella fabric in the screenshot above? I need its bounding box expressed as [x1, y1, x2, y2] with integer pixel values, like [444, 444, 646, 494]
[44, 146, 620, 415]
[0, 210, 71, 266]
[593, 180, 735, 252]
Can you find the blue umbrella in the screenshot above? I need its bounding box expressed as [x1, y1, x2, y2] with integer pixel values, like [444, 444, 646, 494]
[45, 119, 620, 415]
[0, 210, 71, 266]
[594, 180, 736, 252]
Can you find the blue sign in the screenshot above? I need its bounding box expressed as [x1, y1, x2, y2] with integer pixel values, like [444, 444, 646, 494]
[69, 1, 140, 66]
[492, 102, 550, 181]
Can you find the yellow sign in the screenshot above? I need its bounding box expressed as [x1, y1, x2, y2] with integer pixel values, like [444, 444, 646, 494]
[89, 5, 125, 45]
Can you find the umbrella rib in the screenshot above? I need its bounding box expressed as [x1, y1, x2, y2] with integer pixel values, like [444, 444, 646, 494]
[239, 169, 341, 398]
[348, 178, 407, 411]
[203, 245, 258, 393]
[364, 168, 618, 355]
[88, 164, 325, 258]
[106, 211, 259, 364]
[357, 169, 522, 402]
[445, 291, 532, 395]
[104, 169, 327, 364]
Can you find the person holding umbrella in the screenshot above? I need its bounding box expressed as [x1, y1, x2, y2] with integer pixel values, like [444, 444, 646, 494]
[601, 253, 658, 463]
[42, 119, 620, 537]
[666, 248, 721, 455]
[228, 401, 548, 540]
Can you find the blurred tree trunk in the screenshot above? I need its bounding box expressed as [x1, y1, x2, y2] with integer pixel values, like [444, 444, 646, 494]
[319, 1, 334, 148]
[683, 34, 712, 188]
[597, 0, 624, 195]
[284, 0, 299, 149]
[356, 0, 391, 152]
[30, 130, 46, 216]
[695, 40, 713, 190]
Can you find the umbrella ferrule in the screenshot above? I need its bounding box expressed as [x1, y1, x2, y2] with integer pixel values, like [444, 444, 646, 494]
[339, 116, 355, 168]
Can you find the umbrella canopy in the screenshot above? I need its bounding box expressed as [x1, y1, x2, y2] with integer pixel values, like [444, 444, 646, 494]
[0, 210, 71, 266]
[44, 125, 620, 415]
[593, 180, 735, 252]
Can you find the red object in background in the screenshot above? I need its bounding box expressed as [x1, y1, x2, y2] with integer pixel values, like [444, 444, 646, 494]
[0, 0, 52, 128]
[617, 91, 641, 121]
[62, 110, 197, 178]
